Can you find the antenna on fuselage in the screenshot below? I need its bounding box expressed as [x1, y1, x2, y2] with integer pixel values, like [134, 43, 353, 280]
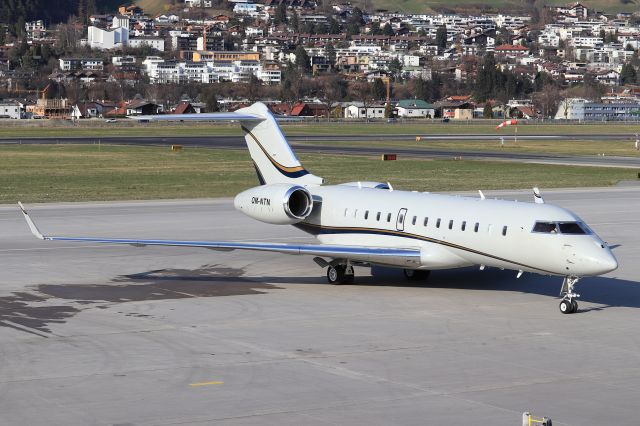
[478, 190, 485, 200]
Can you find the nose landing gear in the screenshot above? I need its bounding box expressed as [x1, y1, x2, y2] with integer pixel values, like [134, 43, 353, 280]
[559, 276, 580, 314]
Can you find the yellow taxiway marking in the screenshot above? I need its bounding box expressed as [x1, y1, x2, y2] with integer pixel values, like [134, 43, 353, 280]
[189, 381, 224, 387]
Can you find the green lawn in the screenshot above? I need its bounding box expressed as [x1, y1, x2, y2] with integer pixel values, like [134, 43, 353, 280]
[295, 138, 640, 157]
[0, 145, 636, 203]
[2, 120, 640, 139]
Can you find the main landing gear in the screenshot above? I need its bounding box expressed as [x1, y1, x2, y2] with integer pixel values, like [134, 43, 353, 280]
[403, 269, 431, 281]
[326, 264, 354, 285]
[559, 276, 580, 314]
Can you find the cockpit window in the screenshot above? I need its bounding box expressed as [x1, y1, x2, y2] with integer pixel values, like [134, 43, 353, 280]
[533, 222, 558, 233]
[558, 222, 590, 235]
[532, 221, 591, 235]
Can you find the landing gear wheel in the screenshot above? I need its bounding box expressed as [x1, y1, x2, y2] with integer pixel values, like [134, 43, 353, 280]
[404, 269, 431, 281]
[327, 265, 354, 285]
[570, 299, 579, 313]
[559, 300, 572, 314]
[327, 265, 342, 284]
[559, 276, 581, 314]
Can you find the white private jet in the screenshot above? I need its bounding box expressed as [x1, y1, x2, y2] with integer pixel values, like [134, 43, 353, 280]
[18, 102, 618, 314]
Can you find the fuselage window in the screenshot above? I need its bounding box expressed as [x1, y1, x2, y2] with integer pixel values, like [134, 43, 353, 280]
[502, 226, 508, 236]
[461, 221, 466, 231]
[344, 208, 348, 217]
[412, 216, 416, 225]
[474, 222, 479, 232]
[436, 218, 441, 228]
[387, 213, 392, 222]
[353, 209, 358, 218]
[532, 222, 558, 233]
[399, 213, 404, 224]
[448, 220, 453, 230]
[423, 217, 429, 226]
[364, 210, 369, 220]
[376, 212, 381, 221]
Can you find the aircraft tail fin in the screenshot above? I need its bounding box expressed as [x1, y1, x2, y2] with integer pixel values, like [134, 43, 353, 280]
[134, 103, 323, 186]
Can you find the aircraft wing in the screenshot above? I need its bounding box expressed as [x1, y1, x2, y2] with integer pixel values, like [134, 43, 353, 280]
[18, 203, 421, 265]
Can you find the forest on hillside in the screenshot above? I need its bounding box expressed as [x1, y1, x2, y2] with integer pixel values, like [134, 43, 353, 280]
[0, 0, 124, 34]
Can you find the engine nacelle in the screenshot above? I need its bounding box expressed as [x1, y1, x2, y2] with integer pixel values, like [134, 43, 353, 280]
[234, 184, 313, 225]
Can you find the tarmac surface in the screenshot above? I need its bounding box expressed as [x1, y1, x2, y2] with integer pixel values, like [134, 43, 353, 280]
[0, 186, 639, 425]
[2, 135, 640, 168]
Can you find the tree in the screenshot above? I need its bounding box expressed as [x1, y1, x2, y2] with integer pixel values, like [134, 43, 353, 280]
[384, 103, 393, 118]
[620, 63, 637, 85]
[274, 4, 287, 25]
[290, 10, 299, 32]
[201, 86, 219, 112]
[325, 43, 336, 68]
[328, 17, 341, 34]
[317, 75, 346, 119]
[294, 45, 310, 73]
[483, 103, 493, 118]
[372, 78, 386, 100]
[436, 25, 447, 50]
[388, 58, 402, 79]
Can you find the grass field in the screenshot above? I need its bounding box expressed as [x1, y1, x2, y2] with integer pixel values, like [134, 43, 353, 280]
[297, 137, 640, 157]
[2, 121, 640, 139]
[0, 145, 636, 203]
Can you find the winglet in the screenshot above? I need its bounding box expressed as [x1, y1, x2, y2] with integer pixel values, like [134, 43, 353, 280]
[18, 202, 46, 240]
[533, 187, 544, 204]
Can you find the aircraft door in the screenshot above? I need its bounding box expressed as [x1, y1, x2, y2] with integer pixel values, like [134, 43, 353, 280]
[396, 208, 408, 231]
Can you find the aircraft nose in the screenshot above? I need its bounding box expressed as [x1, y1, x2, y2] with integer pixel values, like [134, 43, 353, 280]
[589, 250, 618, 275]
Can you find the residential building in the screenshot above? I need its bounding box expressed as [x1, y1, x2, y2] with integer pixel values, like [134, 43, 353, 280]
[343, 103, 387, 119]
[395, 99, 435, 118]
[59, 58, 104, 71]
[129, 37, 165, 51]
[0, 100, 22, 119]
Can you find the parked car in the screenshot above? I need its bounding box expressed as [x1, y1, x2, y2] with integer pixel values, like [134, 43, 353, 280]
[105, 119, 117, 123]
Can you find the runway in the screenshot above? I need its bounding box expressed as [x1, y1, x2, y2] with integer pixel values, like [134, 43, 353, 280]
[2, 135, 640, 168]
[0, 186, 639, 425]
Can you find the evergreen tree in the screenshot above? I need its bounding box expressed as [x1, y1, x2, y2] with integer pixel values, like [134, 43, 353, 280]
[620, 63, 637, 85]
[294, 45, 310, 73]
[483, 103, 493, 119]
[372, 78, 386, 100]
[290, 10, 299, 32]
[435, 25, 447, 50]
[274, 4, 287, 25]
[325, 43, 336, 67]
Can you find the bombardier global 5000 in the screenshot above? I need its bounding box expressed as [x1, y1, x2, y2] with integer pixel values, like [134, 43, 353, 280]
[19, 102, 618, 314]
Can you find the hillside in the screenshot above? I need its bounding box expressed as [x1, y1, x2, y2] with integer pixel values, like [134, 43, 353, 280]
[354, 0, 637, 14]
[0, 0, 123, 26]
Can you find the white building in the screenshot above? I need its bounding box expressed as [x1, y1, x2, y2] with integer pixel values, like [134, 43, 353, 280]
[0, 101, 22, 119]
[144, 58, 279, 84]
[129, 37, 165, 51]
[343, 103, 387, 119]
[184, 0, 212, 7]
[112, 55, 136, 66]
[112, 15, 130, 30]
[87, 26, 129, 50]
[59, 58, 104, 71]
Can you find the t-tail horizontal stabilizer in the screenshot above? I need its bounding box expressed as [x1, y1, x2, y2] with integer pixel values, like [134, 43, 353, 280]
[133, 102, 323, 187]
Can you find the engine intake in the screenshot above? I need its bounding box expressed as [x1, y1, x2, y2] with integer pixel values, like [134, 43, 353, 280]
[234, 184, 313, 225]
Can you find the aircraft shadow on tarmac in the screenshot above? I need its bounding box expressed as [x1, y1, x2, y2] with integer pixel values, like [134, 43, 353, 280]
[256, 266, 640, 312]
[0, 265, 637, 336]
